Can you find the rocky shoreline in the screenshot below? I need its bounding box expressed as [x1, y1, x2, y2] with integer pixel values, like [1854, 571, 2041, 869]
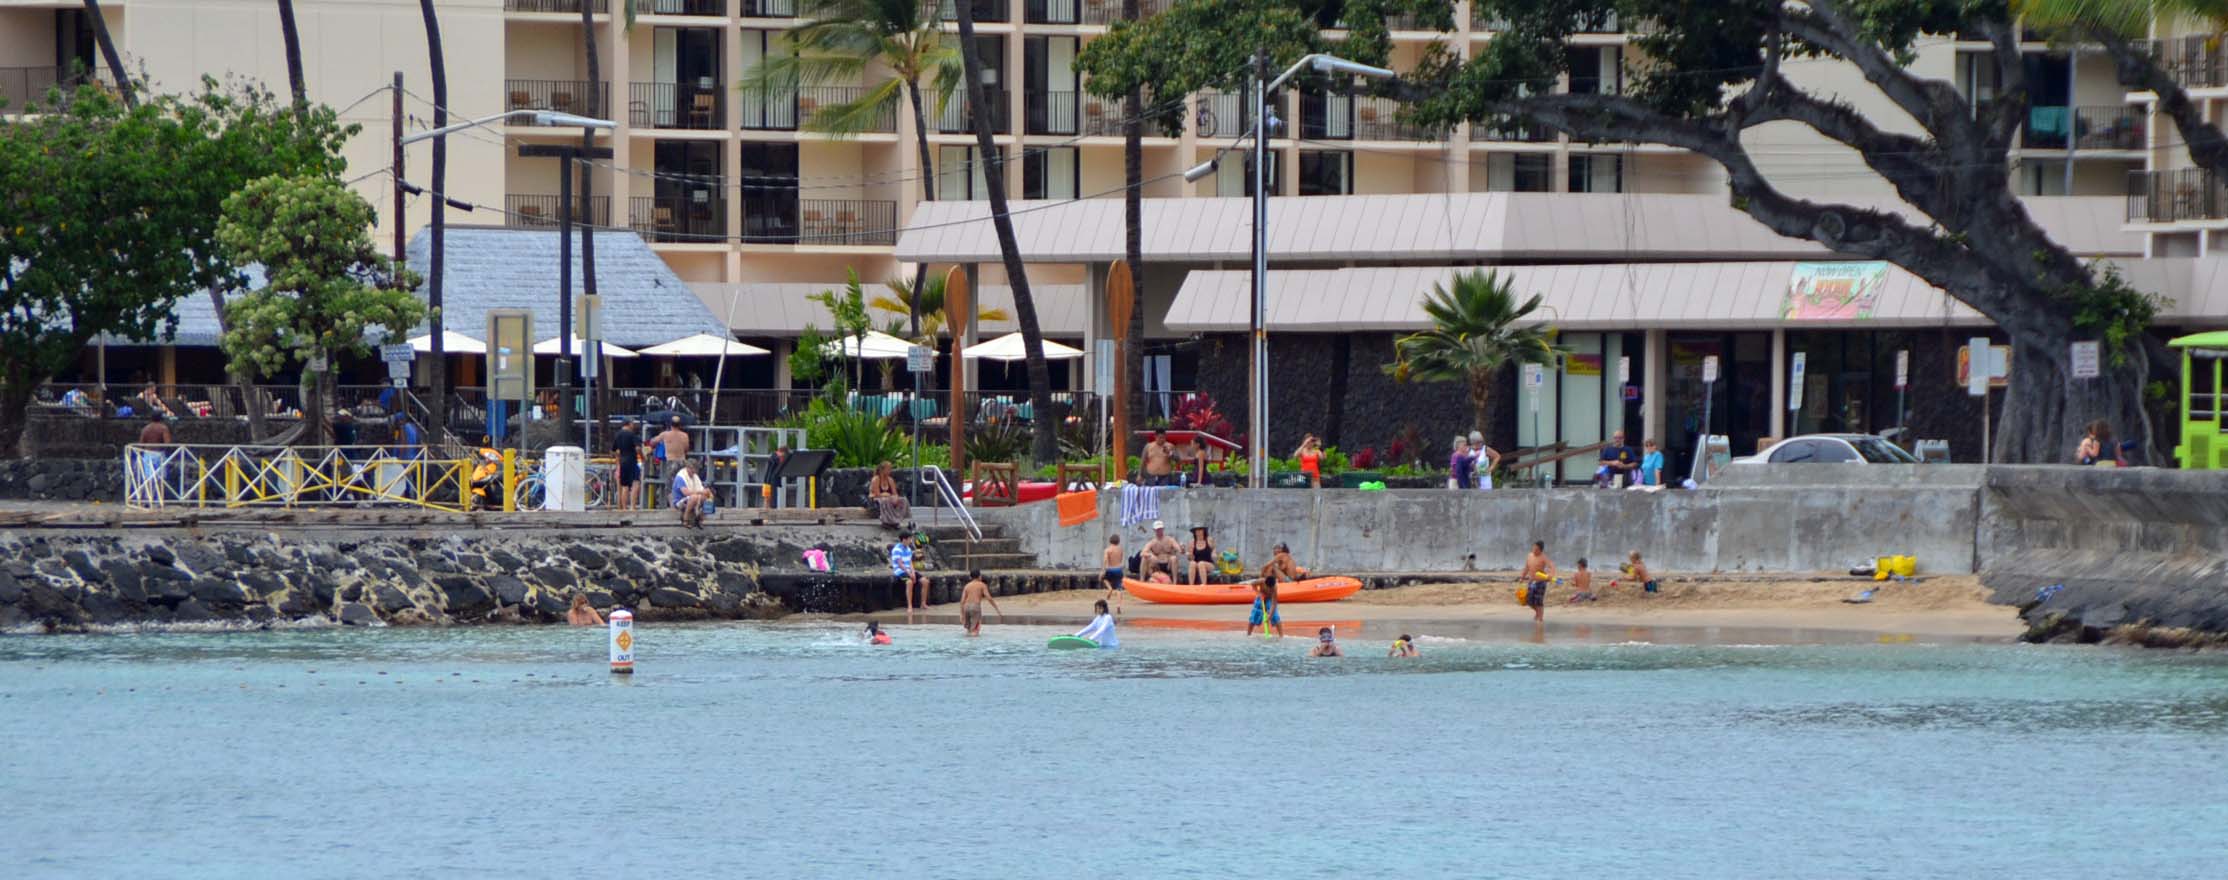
[0, 526, 1091, 634]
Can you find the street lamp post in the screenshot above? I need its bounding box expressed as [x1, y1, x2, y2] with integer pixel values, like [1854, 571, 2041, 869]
[1245, 53, 1394, 487]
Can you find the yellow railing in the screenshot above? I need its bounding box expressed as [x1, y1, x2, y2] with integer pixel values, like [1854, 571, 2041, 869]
[122, 444, 514, 513]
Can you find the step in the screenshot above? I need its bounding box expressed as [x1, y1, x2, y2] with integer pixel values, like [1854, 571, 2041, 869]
[941, 551, 1037, 570]
[946, 537, 1022, 555]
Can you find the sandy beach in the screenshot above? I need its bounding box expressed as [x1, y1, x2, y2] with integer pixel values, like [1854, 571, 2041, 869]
[872, 572, 2024, 643]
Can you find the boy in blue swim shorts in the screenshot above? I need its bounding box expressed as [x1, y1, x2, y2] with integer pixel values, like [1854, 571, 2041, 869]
[1246, 576, 1283, 638]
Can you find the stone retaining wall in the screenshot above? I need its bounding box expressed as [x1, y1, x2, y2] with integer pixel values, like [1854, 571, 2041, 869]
[0, 458, 122, 503]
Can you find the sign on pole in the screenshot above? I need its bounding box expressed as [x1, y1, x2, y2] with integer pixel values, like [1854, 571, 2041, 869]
[906, 345, 934, 374]
[1523, 363, 1544, 413]
[1894, 349, 1909, 391]
[1966, 336, 1991, 397]
[1094, 338, 1116, 393]
[380, 343, 414, 364]
[2070, 340, 2101, 379]
[1701, 355, 1720, 384]
[1617, 355, 1631, 384]
[1788, 352, 1807, 412]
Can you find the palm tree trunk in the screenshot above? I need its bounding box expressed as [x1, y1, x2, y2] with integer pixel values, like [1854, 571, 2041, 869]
[952, 0, 1058, 463]
[904, 80, 937, 339]
[418, 0, 450, 438]
[570, 0, 602, 445]
[276, 0, 307, 119]
[1120, 0, 1144, 462]
[1467, 367, 1494, 439]
[80, 0, 132, 106]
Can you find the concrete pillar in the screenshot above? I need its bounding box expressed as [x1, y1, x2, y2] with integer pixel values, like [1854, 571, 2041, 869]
[958, 265, 981, 395]
[158, 346, 177, 387]
[772, 339, 792, 391]
[1768, 328, 1786, 440]
[1642, 329, 1666, 445]
[964, 263, 983, 396]
[1083, 260, 1109, 396]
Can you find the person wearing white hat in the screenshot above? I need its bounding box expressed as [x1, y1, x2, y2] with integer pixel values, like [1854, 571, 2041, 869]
[1142, 520, 1182, 583]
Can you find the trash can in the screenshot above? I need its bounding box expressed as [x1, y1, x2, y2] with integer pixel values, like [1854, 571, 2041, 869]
[545, 445, 586, 511]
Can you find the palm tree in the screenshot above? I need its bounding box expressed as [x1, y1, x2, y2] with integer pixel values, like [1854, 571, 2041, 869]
[80, 1, 131, 105]
[738, 0, 961, 337]
[869, 274, 1010, 344]
[276, 0, 307, 116]
[1384, 270, 1561, 436]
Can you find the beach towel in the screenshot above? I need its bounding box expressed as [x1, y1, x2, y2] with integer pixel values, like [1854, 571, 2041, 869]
[1120, 484, 1166, 527]
[1056, 489, 1100, 527]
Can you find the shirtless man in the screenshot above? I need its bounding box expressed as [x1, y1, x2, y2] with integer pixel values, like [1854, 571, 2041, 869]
[1261, 542, 1310, 583]
[1141, 520, 1182, 582]
[1139, 430, 1177, 486]
[1520, 540, 1556, 623]
[652, 417, 692, 503]
[1101, 534, 1125, 615]
[958, 570, 1002, 636]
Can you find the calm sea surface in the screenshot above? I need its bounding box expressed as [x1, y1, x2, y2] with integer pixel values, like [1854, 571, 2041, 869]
[3, 621, 2226, 879]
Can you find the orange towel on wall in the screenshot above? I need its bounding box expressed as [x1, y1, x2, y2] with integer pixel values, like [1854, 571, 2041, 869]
[1056, 489, 1099, 527]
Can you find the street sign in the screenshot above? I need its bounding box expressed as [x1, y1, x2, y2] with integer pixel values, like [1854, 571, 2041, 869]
[307, 354, 328, 374]
[1966, 336, 1990, 397]
[1701, 355, 1719, 384]
[1894, 349, 1909, 391]
[2071, 340, 2101, 379]
[906, 345, 934, 373]
[1788, 352, 1807, 412]
[380, 343, 414, 364]
[487, 310, 534, 402]
[1617, 355, 1631, 384]
[385, 358, 410, 385]
[1523, 363, 1545, 388]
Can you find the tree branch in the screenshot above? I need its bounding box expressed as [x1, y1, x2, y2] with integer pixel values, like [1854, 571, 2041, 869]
[1979, 16, 2029, 150]
[1778, 1, 1974, 154]
[2091, 26, 2228, 178]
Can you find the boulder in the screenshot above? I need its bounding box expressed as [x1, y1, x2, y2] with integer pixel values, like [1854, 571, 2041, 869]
[487, 575, 530, 607]
[0, 571, 22, 606]
[486, 548, 527, 572]
[144, 543, 177, 567]
[564, 545, 610, 570]
[62, 550, 104, 584]
[191, 578, 252, 607]
[372, 585, 417, 614]
[337, 603, 380, 626]
[531, 566, 577, 590]
[440, 578, 495, 615]
[648, 587, 701, 609]
[172, 598, 217, 623]
[531, 590, 569, 617]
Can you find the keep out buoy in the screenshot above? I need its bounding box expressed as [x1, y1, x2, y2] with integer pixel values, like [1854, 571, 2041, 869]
[609, 609, 635, 674]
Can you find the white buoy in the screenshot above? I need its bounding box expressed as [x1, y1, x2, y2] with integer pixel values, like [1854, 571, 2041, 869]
[608, 609, 634, 674]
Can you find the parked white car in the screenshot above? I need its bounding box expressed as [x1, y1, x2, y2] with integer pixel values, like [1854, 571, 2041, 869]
[1737, 433, 1922, 465]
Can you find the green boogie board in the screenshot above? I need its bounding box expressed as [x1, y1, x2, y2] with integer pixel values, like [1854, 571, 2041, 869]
[1047, 636, 1099, 650]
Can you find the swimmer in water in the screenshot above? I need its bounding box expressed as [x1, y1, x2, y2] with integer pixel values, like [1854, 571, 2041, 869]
[567, 594, 604, 626]
[865, 620, 892, 645]
[958, 570, 1002, 637]
[1309, 626, 1343, 657]
[1073, 599, 1119, 649]
[1388, 634, 1420, 658]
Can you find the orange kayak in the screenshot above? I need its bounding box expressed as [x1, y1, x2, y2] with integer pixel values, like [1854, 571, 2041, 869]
[1124, 576, 1363, 605]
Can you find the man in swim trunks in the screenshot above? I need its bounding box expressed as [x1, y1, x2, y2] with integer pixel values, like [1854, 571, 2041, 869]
[1140, 430, 1177, 486]
[959, 570, 1001, 636]
[612, 419, 643, 510]
[1521, 540, 1555, 623]
[1101, 534, 1125, 616]
[1142, 520, 1182, 582]
[1247, 576, 1283, 639]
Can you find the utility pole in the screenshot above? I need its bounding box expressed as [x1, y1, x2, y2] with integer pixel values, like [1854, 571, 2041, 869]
[391, 72, 406, 262]
[558, 148, 576, 446]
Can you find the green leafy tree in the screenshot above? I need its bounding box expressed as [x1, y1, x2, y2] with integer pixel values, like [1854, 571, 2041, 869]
[810, 269, 876, 391]
[739, 0, 962, 336]
[870, 272, 1010, 344]
[215, 175, 425, 446]
[0, 81, 343, 456]
[1385, 270, 1560, 437]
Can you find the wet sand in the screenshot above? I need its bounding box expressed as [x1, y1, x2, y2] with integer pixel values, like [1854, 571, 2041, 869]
[872, 572, 2024, 644]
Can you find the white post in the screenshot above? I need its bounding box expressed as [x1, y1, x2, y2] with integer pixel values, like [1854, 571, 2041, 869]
[1768, 328, 1786, 441]
[608, 608, 634, 674]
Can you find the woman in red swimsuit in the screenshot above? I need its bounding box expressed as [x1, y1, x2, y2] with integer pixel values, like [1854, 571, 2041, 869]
[1294, 434, 1324, 489]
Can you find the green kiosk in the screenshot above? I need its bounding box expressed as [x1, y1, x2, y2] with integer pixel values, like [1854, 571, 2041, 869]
[2169, 331, 2228, 470]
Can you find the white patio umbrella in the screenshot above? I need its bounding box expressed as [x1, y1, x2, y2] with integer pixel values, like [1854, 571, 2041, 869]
[533, 335, 639, 358]
[408, 330, 486, 355]
[818, 329, 916, 360]
[961, 331, 1084, 362]
[637, 333, 772, 358]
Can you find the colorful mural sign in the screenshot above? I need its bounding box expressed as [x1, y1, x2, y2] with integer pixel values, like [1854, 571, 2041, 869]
[1783, 262, 1890, 321]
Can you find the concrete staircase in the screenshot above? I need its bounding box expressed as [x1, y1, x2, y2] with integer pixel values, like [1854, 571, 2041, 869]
[922, 521, 1037, 573]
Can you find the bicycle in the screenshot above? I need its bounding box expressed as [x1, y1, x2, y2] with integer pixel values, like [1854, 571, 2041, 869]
[1195, 103, 1218, 138]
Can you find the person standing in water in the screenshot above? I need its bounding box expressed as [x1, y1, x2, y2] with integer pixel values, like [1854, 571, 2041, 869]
[1074, 599, 1119, 649]
[1520, 540, 1555, 623]
[1247, 576, 1283, 639]
[958, 570, 1002, 637]
[1101, 534, 1125, 616]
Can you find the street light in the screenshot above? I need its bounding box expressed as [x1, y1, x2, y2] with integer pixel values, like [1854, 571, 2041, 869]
[1245, 52, 1394, 488]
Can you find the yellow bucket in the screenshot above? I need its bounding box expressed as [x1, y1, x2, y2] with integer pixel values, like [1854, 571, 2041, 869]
[1893, 555, 1917, 577]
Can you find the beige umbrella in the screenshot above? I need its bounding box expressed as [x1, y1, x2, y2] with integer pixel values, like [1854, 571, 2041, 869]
[408, 330, 487, 355]
[637, 333, 772, 357]
[962, 331, 1084, 362]
[533, 335, 639, 358]
[818, 329, 916, 360]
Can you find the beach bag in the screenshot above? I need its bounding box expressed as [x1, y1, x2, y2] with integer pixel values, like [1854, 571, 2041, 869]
[1216, 550, 1244, 576]
[802, 547, 831, 572]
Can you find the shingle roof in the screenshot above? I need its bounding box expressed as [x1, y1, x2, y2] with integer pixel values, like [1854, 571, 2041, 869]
[404, 226, 728, 347]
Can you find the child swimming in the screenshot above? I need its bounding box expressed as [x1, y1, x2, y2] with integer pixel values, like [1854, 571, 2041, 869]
[1309, 626, 1343, 657]
[865, 620, 892, 645]
[1388, 634, 1420, 658]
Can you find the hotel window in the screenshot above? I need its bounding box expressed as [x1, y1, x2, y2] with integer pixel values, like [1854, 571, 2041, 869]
[1215, 152, 1281, 197]
[1298, 150, 1353, 196]
[937, 145, 1000, 200]
[1569, 154, 1623, 193]
[1564, 45, 1624, 96]
[1024, 147, 1079, 200]
[1481, 153, 1552, 192]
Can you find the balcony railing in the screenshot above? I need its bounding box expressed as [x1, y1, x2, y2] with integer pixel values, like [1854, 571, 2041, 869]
[769, 86, 898, 132]
[505, 79, 609, 120]
[938, 90, 1010, 133]
[1077, 0, 1170, 24]
[2154, 36, 2228, 89]
[1029, 91, 1079, 135]
[1470, 9, 1620, 32]
[505, 0, 608, 13]
[0, 65, 102, 112]
[798, 199, 899, 245]
[1081, 92, 1128, 136]
[1197, 91, 1269, 139]
[2026, 105, 2148, 151]
[1352, 96, 1439, 141]
[1476, 115, 1558, 143]
[741, 0, 797, 15]
[634, 0, 725, 14]
[936, 0, 1011, 23]
[630, 82, 726, 130]
[633, 195, 729, 242]
[2126, 168, 2228, 223]
[1027, 0, 1079, 23]
[507, 194, 613, 228]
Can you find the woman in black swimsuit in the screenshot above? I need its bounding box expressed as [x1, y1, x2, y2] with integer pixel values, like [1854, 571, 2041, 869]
[1187, 526, 1216, 585]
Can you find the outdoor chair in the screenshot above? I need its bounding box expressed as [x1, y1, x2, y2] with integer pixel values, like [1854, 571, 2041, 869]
[688, 93, 716, 128]
[508, 90, 532, 112]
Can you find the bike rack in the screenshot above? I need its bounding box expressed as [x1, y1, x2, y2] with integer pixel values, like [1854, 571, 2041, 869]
[916, 465, 980, 542]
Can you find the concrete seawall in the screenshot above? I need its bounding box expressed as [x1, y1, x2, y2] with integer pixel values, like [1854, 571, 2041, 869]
[1977, 467, 2228, 641]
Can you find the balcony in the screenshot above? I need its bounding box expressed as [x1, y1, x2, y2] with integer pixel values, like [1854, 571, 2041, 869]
[742, 86, 899, 132]
[937, 90, 1011, 134]
[796, 199, 899, 246]
[1475, 115, 1558, 143]
[1352, 96, 1439, 141]
[2153, 36, 2228, 89]
[937, 0, 1011, 23]
[633, 195, 728, 243]
[1470, 9, 1619, 32]
[1197, 91, 1274, 139]
[505, 0, 608, 12]
[1029, 91, 1079, 135]
[2126, 168, 2228, 223]
[1075, 0, 1170, 24]
[507, 194, 613, 228]
[505, 79, 610, 121]
[633, 0, 725, 14]
[0, 65, 104, 112]
[630, 82, 726, 130]
[741, 0, 797, 15]
[2025, 105, 2146, 151]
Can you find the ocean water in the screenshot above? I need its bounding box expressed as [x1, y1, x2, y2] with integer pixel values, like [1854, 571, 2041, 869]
[4, 622, 2227, 879]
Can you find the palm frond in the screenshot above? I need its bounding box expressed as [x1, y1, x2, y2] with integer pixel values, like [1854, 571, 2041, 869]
[806, 77, 905, 135]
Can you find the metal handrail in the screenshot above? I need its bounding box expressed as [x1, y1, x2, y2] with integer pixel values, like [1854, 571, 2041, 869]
[917, 465, 980, 542]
